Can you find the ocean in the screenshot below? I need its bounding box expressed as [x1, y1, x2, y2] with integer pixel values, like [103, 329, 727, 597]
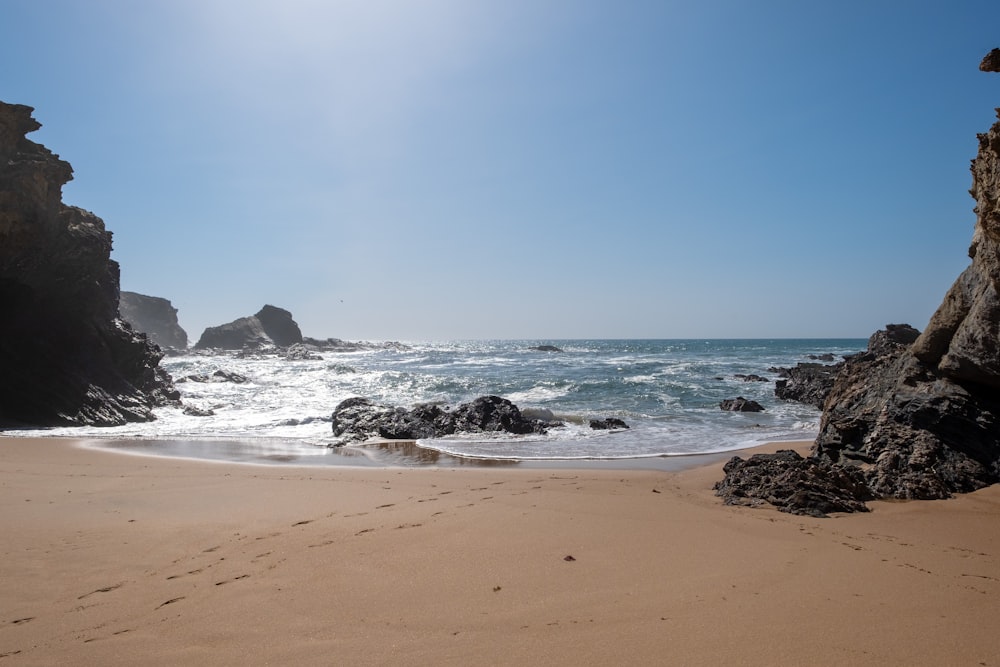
[3, 339, 864, 466]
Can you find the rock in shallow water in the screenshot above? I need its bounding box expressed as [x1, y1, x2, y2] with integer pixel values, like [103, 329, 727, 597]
[330, 395, 549, 444]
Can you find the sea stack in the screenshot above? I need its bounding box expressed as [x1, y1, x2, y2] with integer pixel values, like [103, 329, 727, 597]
[195, 305, 303, 350]
[716, 50, 1000, 514]
[0, 101, 178, 426]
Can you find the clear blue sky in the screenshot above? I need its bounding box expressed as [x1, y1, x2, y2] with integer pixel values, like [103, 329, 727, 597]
[3, 1, 998, 341]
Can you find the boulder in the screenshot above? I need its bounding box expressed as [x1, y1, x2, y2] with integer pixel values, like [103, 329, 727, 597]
[734, 374, 769, 382]
[720, 397, 764, 412]
[529, 345, 563, 352]
[0, 101, 177, 426]
[330, 395, 548, 443]
[119, 291, 188, 349]
[589, 417, 629, 430]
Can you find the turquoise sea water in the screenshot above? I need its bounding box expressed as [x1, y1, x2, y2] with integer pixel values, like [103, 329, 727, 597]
[2, 339, 865, 464]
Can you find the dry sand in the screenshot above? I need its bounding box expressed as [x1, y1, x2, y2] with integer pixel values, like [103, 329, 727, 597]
[1, 437, 998, 666]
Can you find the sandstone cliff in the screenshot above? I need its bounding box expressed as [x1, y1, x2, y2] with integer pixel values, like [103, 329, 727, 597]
[120, 291, 189, 350]
[716, 51, 1000, 514]
[0, 102, 178, 426]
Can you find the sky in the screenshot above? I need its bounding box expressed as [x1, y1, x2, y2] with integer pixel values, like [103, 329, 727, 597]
[3, 0, 999, 341]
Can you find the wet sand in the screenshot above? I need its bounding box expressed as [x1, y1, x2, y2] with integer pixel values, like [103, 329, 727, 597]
[1, 437, 998, 665]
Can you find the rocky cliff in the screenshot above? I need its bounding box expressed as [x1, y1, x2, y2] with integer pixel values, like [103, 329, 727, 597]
[120, 291, 188, 350]
[716, 50, 1000, 515]
[0, 102, 178, 426]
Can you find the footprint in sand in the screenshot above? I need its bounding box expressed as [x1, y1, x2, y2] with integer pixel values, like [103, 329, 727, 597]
[214, 574, 250, 586]
[156, 597, 185, 609]
[78, 583, 123, 600]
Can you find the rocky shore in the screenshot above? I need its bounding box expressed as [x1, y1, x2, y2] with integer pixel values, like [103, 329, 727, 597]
[717, 50, 1000, 516]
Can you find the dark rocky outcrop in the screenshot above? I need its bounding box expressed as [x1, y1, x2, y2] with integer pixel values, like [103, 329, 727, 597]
[178, 370, 249, 384]
[720, 397, 764, 412]
[330, 395, 548, 444]
[714, 450, 873, 518]
[119, 291, 188, 350]
[773, 362, 843, 409]
[530, 345, 563, 352]
[0, 102, 177, 426]
[194, 304, 302, 350]
[734, 374, 769, 382]
[717, 53, 1000, 513]
[589, 417, 629, 430]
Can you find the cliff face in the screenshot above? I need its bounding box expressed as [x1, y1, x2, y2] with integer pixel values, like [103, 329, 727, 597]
[717, 51, 1000, 514]
[812, 54, 1000, 499]
[120, 291, 189, 350]
[0, 102, 178, 426]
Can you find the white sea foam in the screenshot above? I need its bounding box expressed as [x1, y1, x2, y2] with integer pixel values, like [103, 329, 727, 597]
[1, 339, 863, 464]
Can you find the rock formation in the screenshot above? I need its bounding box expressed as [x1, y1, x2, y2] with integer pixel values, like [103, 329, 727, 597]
[330, 395, 550, 444]
[720, 397, 764, 412]
[716, 51, 1000, 514]
[0, 102, 177, 426]
[773, 362, 844, 409]
[119, 291, 188, 349]
[194, 304, 303, 350]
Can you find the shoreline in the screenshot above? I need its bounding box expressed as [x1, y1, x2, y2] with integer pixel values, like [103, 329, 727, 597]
[1, 436, 998, 665]
[2, 433, 807, 472]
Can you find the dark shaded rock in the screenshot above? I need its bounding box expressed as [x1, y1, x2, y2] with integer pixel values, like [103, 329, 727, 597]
[451, 396, 537, 435]
[254, 305, 302, 347]
[194, 304, 302, 350]
[734, 374, 769, 382]
[119, 291, 188, 350]
[814, 326, 1000, 499]
[0, 101, 177, 426]
[589, 418, 629, 430]
[530, 345, 563, 352]
[714, 450, 873, 517]
[981, 48, 1000, 72]
[773, 362, 845, 409]
[720, 397, 764, 412]
[331, 395, 547, 443]
[180, 370, 249, 384]
[807, 353, 837, 362]
[183, 405, 215, 417]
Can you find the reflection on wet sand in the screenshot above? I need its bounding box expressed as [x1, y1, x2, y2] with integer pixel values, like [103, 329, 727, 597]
[87, 437, 732, 471]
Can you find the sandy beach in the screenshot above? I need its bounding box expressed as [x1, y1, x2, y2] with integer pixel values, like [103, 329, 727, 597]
[1, 438, 998, 666]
